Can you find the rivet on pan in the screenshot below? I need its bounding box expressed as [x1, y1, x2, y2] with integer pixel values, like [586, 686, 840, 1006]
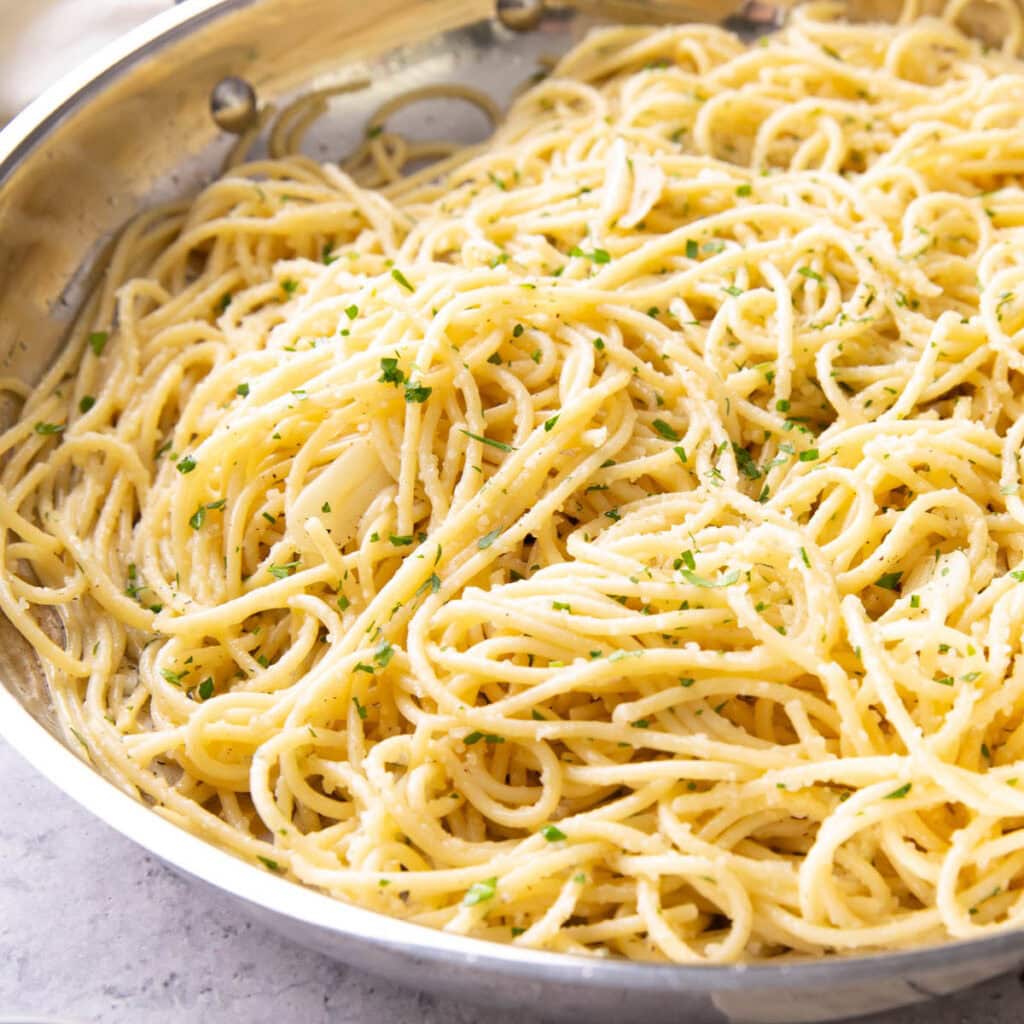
[496, 0, 544, 32]
[210, 76, 259, 134]
[722, 1, 785, 41]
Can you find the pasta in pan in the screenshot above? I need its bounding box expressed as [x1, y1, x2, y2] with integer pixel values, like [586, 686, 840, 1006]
[5, 0, 1024, 961]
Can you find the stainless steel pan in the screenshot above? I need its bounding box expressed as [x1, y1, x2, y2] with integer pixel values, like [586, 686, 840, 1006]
[2, 2, 1023, 1020]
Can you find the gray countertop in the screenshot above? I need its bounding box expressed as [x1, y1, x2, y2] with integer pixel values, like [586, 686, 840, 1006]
[1, 735, 1022, 1024]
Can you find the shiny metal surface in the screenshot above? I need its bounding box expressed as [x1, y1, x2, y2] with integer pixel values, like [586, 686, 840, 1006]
[210, 74, 260, 133]
[1, 1, 1023, 1021]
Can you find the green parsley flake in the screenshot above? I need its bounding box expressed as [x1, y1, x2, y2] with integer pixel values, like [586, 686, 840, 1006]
[459, 429, 514, 452]
[416, 573, 442, 596]
[875, 571, 903, 591]
[374, 641, 395, 668]
[379, 357, 406, 386]
[462, 877, 498, 907]
[404, 381, 432, 403]
[569, 245, 611, 264]
[464, 731, 504, 746]
[188, 500, 225, 531]
[391, 268, 415, 292]
[732, 443, 761, 480]
[798, 266, 824, 283]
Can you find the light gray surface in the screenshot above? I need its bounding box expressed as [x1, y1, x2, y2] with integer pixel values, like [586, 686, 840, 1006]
[0, 737, 1020, 1024]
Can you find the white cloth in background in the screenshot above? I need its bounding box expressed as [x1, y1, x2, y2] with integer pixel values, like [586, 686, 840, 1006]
[0, 0, 172, 122]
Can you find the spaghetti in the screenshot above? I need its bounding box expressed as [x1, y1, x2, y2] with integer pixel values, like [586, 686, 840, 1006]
[5, 0, 1024, 961]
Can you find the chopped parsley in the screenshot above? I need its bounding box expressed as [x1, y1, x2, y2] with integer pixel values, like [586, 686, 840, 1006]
[34, 422, 64, 435]
[883, 782, 912, 799]
[568, 245, 611, 264]
[268, 560, 301, 579]
[459, 429, 514, 452]
[188, 500, 226, 530]
[652, 419, 680, 441]
[176, 456, 197, 474]
[391, 268, 415, 292]
[462, 877, 498, 907]
[416, 573, 442, 596]
[478, 528, 502, 549]
[732, 443, 761, 480]
[875, 571, 903, 591]
[379, 357, 406, 386]
[464, 731, 504, 745]
[404, 381, 432, 403]
[88, 331, 108, 356]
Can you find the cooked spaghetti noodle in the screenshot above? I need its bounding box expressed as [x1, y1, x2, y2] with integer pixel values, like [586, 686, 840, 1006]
[5, 0, 1024, 961]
